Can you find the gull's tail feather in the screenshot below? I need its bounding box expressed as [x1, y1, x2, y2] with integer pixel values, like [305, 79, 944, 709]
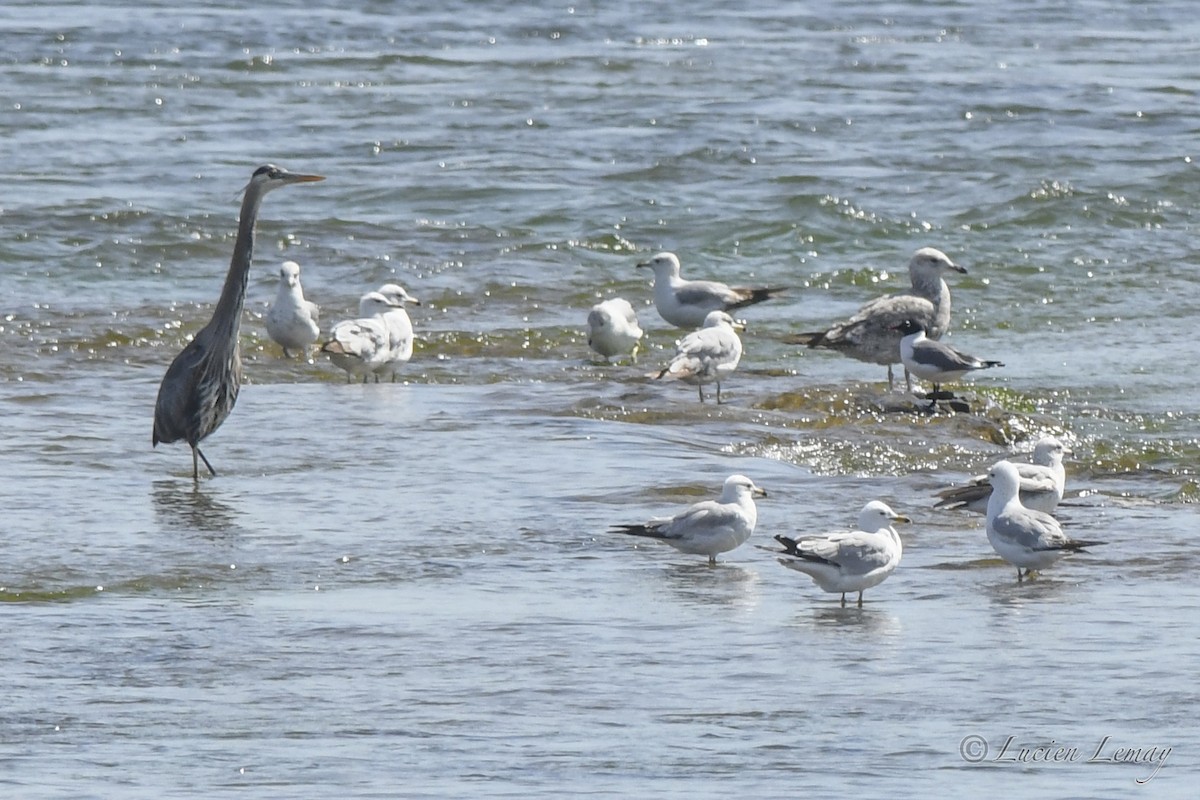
[1062, 538, 1107, 552]
[611, 523, 668, 540]
[773, 534, 837, 565]
[728, 286, 788, 312]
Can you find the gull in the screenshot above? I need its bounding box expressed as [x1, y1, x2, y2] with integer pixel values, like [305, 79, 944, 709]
[265, 260, 321, 359]
[587, 297, 644, 361]
[788, 247, 967, 390]
[771, 501, 909, 607]
[935, 437, 1070, 515]
[374, 283, 421, 382]
[320, 291, 399, 383]
[985, 460, 1105, 581]
[653, 310, 744, 403]
[611, 474, 767, 564]
[637, 251, 786, 328]
[893, 318, 1002, 409]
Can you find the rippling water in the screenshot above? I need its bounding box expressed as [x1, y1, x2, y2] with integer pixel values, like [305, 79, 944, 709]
[2, 1, 1198, 795]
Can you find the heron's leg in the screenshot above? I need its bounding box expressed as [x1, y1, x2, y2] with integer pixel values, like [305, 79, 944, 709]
[194, 446, 217, 478]
[191, 448, 199, 482]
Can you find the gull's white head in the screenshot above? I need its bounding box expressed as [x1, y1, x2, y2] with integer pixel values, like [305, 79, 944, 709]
[986, 460, 1023, 499]
[909, 247, 967, 277]
[376, 283, 421, 307]
[1032, 436, 1070, 466]
[721, 474, 767, 501]
[358, 291, 400, 316]
[279, 260, 302, 288]
[636, 252, 683, 278]
[857, 500, 911, 533]
[702, 310, 746, 332]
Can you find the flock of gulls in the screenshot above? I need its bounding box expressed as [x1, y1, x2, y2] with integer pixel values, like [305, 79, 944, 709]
[153, 165, 1105, 606]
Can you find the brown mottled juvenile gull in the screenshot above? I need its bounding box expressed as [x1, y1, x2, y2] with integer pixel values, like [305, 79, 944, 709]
[789, 247, 966, 390]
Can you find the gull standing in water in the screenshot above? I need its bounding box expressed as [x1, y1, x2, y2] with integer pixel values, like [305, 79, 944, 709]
[637, 251, 786, 328]
[653, 310, 744, 404]
[611, 474, 767, 564]
[374, 283, 421, 382]
[266, 260, 320, 359]
[789, 247, 966, 390]
[587, 297, 643, 362]
[935, 437, 1070, 515]
[985, 460, 1105, 581]
[321, 291, 400, 383]
[771, 501, 909, 607]
[152, 164, 324, 480]
[892, 318, 1003, 409]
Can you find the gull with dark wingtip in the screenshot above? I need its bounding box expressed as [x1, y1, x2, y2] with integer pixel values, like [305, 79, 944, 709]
[637, 251, 786, 329]
[771, 501, 909, 606]
[936, 436, 1070, 515]
[152, 164, 324, 480]
[611, 474, 767, 564]
[985, 460, 1105, 581]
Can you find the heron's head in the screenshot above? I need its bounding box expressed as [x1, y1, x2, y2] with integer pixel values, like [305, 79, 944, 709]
[243, 164, 325, 196]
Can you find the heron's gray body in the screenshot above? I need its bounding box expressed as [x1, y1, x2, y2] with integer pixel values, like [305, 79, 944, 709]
[152, 165, 323, 479]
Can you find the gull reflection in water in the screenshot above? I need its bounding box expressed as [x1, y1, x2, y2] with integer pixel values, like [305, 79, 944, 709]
[659, 561, 763, 613]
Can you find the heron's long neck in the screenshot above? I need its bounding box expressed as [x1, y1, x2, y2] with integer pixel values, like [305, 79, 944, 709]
[210, 187, 265, 344]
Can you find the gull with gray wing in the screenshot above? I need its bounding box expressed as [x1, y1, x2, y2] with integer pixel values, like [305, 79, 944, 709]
[653, 310, 744, 403]
[985, 460, 1105, 581]
[637, 251, 786, 329]
[936, 437, 1070, 515]
[893, 318, 1003, 409]
[611, 474, 767, 564]
[771, 501, 909, 606]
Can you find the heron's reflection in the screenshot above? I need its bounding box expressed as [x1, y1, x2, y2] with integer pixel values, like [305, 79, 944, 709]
[151, 479, 244, 538]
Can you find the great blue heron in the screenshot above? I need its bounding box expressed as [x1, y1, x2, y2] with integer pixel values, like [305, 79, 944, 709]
[152, 164, 324, 479]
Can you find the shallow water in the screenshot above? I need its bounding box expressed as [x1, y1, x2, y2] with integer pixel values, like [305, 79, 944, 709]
[2, 1, 1198, 796]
